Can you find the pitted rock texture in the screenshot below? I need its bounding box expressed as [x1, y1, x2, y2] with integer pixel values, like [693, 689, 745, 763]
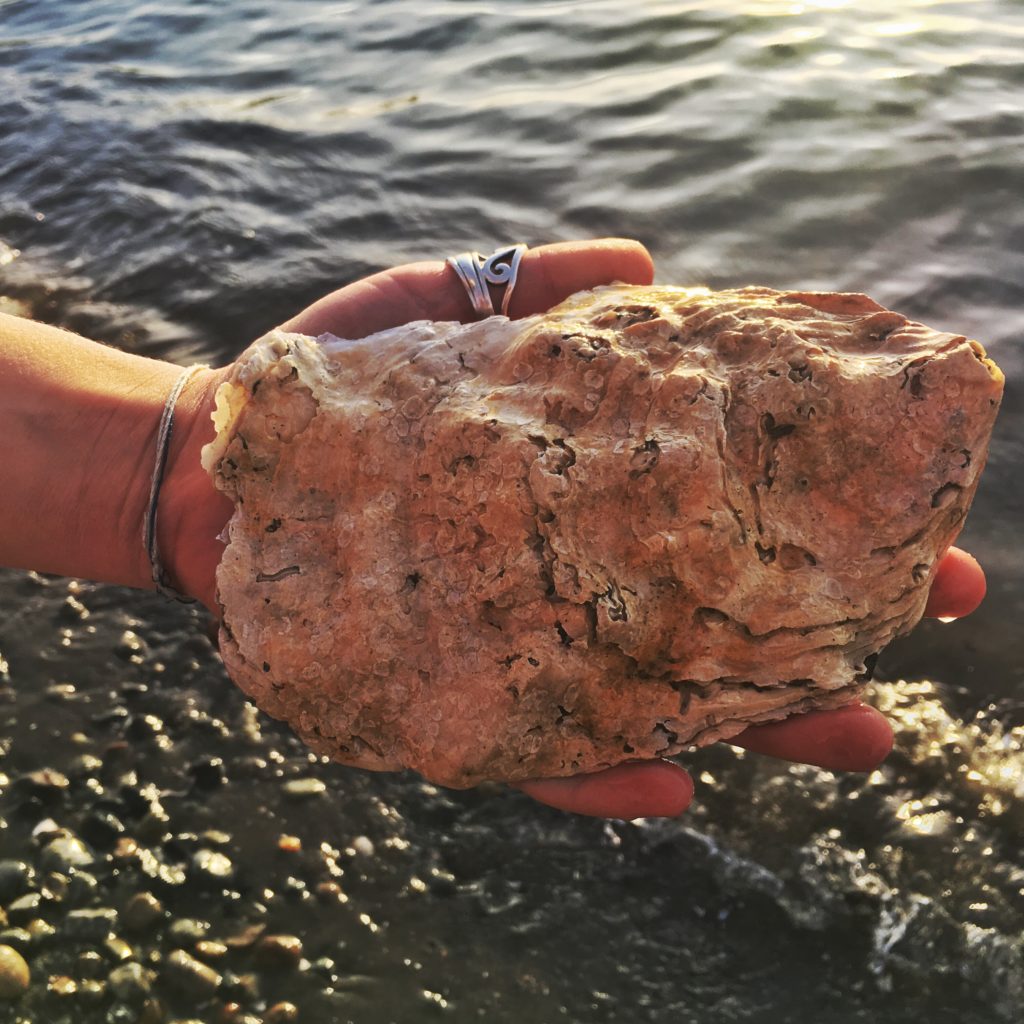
[203, 285, 1003, 787]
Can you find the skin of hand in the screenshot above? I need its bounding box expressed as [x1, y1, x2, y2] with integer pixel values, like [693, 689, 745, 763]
[0, 238, 987, 820]
[153, 238, 988, 819]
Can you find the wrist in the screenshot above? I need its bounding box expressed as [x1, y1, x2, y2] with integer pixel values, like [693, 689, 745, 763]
[157, 365, 235, 612]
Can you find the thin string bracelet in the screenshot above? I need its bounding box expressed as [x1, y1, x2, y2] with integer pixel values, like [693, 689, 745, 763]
[144, 363, 209, 603]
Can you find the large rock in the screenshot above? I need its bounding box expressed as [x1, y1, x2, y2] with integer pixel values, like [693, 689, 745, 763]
[203, 285, 1003, 786]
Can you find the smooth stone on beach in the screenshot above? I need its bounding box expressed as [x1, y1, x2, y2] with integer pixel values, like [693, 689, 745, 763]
[108, 961, 152, 1004]
[162, 949, 222, 1002]
[65, 907, 118, 941]
[0, 862, 31, 902]
[190, 849, 235, 886]
[350, 835, 374, 857]
[78, 978, 107, 1004]
[266, 1002, 300, 1023]
[282, 778, 326, 799]
[68, 753, 103, 778]
[67, 870, 99, 905]
[200, 829, 232, 847]
[47, 974, 76, 996]
[121, 892, 164, 932]
[194, 940, 228, 962]
[253, 934, 303, 970]
[42, 871, 69, 901]
[104, 936, 135, 962]
[16, 769, 69, 802]
[81, 809, 126, 849]
[168, 919, 210, 944]
[0, 944, 30, 1000]
[220, 969, 261, 1002]
[6, 894, 42, 924]
[40, 833, 94, 872]
[25, 918, 55, 945]
[78, 950, 105, 976]
[136, 997, 166, 1024]
[0, 930, 31, 954]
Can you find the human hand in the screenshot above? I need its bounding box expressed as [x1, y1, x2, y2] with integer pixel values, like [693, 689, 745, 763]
[161, 240, 987, 820]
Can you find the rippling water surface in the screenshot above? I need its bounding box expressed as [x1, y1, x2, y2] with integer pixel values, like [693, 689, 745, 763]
[1, 1, 1023, 1021]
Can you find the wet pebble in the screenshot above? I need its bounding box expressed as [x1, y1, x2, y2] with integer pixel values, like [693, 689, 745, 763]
[350, 835, 374, 857]
[266, 1001, 300, 1023]
[136, 997, 165, 1024]
[162, 948, 222, 1002]
[67, 869, 99, 905]
[104, 936, 135, 962]
[222, 922, 265, 950]
[112, 836, 139, 862]
[78, 950, 105, 976]
[65, 907, 117, 941]
[68, 753, 103, 778]
[42, 870, 69, 900]
[191, 849, 235, 886]
[41, 832, 95, 872]
[282, 778, 326, 800]
[80, 809, 126, 849]
[253, 934, 303, 971]
[168, 918, 210, 944]
[26, 918, 55, 945]
[108, 961, 152, 1004]
[201, 829, 232, 847]
[0, 861, 31, 902]
[78, 978, 107, 1004]
[30, 817, 61, 841]
[47, 973, 76, 996]
[220, 969, 261, 1002]
[0, 943, 30, 1000]
[315, 881, 346, 904]
[121, 892, 164, 933]
[6, 893, 42, 924]
[309, 956, 336, 979]
[15, 768, 69, 803]
[219, 1001, 244, 1023]
[194, 940, 228, 962]
[0, 930, 31, 954]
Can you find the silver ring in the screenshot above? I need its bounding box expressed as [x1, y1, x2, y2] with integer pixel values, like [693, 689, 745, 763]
[446, 243, 527, 319]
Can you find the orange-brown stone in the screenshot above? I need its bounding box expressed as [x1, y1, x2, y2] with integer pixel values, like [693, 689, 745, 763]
[204, 286, 1003, 786]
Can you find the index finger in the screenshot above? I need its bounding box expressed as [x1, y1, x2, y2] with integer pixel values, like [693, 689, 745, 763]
[279, 238, 654, 338]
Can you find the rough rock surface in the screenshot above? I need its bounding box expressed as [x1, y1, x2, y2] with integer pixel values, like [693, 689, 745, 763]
[203, 285, 1003, 787]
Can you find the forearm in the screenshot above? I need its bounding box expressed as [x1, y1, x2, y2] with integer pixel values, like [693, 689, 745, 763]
[0, 313, 229, 601]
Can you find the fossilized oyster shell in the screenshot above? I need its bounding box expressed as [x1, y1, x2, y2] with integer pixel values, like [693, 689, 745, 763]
[203, 285, 1003, 787]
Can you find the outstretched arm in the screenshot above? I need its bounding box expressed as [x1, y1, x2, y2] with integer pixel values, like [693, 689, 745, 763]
[0, 239, 988, 820]
[0, 312, 226, 592]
